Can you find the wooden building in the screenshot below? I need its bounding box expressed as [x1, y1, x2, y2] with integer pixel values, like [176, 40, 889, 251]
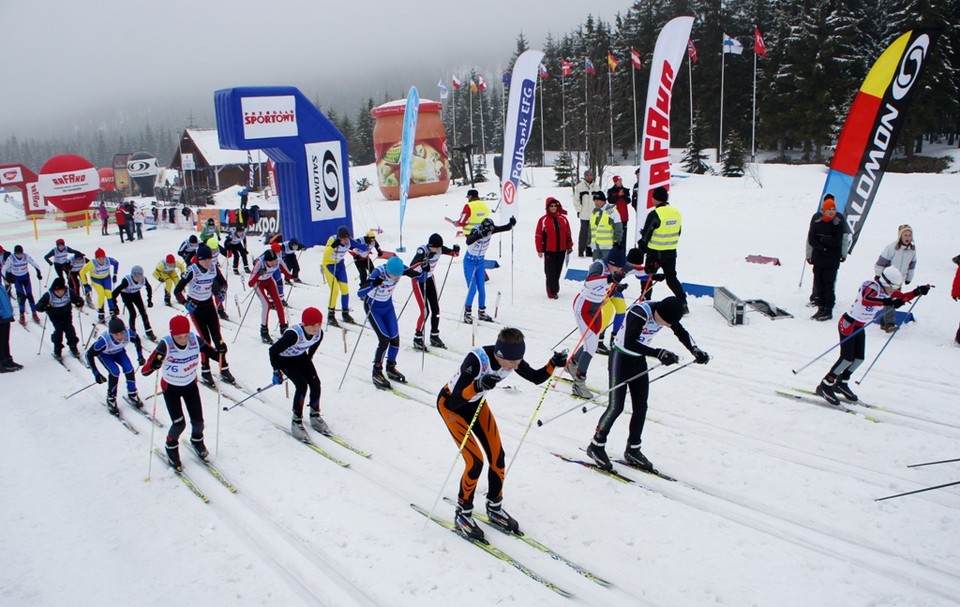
[169, 128, 268, 191]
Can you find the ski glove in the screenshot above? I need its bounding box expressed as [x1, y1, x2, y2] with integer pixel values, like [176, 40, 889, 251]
[550, 350, 569, 368]
[885, 298, 906, 309]
[691, 347, 710, 365]
[150, 356, 163, 370]
[912, 284, 931, 296]
[608, 271, 626, 284]
[217, 341, 228, 354]
[615, 282, 629, 293]
[94, 373, 106, 384]
[36, 270, 42, 280]
[656, 349, 680, 365]
[452, 244, 461, 256]
[137, 355, 146, 366]
[147, 299, 153, 308]
[184, 301, 196, 313]
[272, 370, 283, 385]
[650, 273, 666, 282]
[508, 216, 517, 227]
[474, 374, 502, 392]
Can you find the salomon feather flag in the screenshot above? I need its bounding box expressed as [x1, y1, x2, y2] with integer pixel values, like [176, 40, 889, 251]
[636, 16, 694, 241]
[397, 86, 419, 251]
[820, 29, 940, 252]
[500, 49, 545, 221]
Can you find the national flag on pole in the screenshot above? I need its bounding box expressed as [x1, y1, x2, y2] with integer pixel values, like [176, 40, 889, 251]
[502, 71, 511, 85]
[754, 26, 767, 58]
[630, 47, 643, 70]
[723, 33, 744, 55]
[687, 40, 698, 63]
[470, 80, 478, 93]
[452, 76, 461, 90]
[607, 51, 619, 72]
[539, 64, 549, 79]
[585, 58, 596, 75]
[478, 76, 487, 91]
[561, 60, 573, 76]
[438, 80, 448, 100]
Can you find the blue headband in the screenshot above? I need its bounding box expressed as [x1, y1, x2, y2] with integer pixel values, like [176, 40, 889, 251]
[494, 339, 525, 361]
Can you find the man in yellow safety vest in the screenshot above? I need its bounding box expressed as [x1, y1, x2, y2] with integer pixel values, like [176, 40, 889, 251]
[639, 186, 687, 314]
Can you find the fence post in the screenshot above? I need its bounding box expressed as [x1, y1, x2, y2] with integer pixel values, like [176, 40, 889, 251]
[32, 216, 39, 240]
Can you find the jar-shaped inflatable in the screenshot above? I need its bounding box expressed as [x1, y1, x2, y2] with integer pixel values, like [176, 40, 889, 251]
[371, 99, 449, 200]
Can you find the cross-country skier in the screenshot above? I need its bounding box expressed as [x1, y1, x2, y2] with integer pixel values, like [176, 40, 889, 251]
[2, 245, 43, 325]
[142, 315, 220, 469]
[86, 316, 145, 415]
[437, 327, 567, 540]
[178, 234, 199, 266]
[815, 267, 931, 405]
[112, 265, 156, 340]
[357, 256, 421, 389]
[224, 225, 250, 275]
[322, 226, 367, 327]
[352, 230, 384, 287]
[268, 307, 327, 440]
[462, 216, 515, 324]
[585, 296, 709, 472]
[409, 233, 459, 350]
[42, 238, 82, 282]
[248, 248, 292, 344]
[68, 251, 88, 302]
[35, 277, 84, 361]
[78, 248, 120, 323]
[153, 254, 185, 306]
[174, 244, 235, 385]
[279, 238, 302, 283]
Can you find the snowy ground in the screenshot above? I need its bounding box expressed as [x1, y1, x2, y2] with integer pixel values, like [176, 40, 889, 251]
[2, 160, 959, 606]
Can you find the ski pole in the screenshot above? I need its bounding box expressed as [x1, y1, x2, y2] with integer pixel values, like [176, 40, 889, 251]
[791, 318, 877, 375]
[798, 259, 807, 290]
[907, 457, 960, 469]
[424, 398, 487, 530]
[549, 327, 578, 352]
[63, 381, 97, 400]
[145, 371, 161, 482]
[231, 286, 258, 344]
[494, 291, 501, 319]
[78, 316, 84, 346]
[337, 303, 372, 390]
[396, 286, 415, 320]
[36, 312, 49, 355]
[535, 361, 665, 428]
[505, 355, 574, 476]
[437, 255, 455, 300]
[221, 382, 278, 411]
[875, 480, 960, 502]
[855, 294, 925, 386]
[215, 352, 223, 456]
[581, 359, 696, 416]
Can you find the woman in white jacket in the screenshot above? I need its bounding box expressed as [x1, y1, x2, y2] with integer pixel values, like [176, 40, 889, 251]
[874, 224, 917, 332]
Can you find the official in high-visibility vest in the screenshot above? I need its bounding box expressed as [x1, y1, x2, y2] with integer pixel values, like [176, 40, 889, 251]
[589, 192, 622, 262]
[456, 190, 491, 235]
[639, 187, 687, 312]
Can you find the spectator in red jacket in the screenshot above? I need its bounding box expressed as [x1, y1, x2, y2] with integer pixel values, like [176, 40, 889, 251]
[535, 197, 573, 299]
[607, 176, 631, 247]
[952, 254, 960, 345]
[114, 207, 127, 243]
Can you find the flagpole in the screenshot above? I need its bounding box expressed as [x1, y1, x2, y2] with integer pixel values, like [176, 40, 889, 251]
[719, 49, 725, 162]
[607, 69, 614, 158]
[452, 87, 458, 147]
[632, 59, 638, 164]
[688, 55, 694, 144]
[479, 87, 487, 157]
[469, 87, 474, 148]
[561, 72, 567, 151]
[751, 50, 757, 162]
[583, 64, 589, 155]
[539, 74, 545, 165]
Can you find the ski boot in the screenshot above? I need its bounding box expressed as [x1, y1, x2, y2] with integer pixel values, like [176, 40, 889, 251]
[327, 308, 340, 328]
[243, 266, 251, 275]
[219, 367, 236, 385]
[486, 499, 520, 534]
[454, 505, 484, 541]
[595, 340, 610, 356]
[106, 395, 119, 416]
[586, 441, 613, 471]
[279, 323, 288, 333]
[623, 446, 656, 472]
[342, 309, 356, 324]
[52, 349, 63, 362]
[144, 329, 157, 342]
[566, 357, 579, 378]
[833, 380, 859, 402]
[69, 346, 81, 358]
[430, 332, 447, 349]
[385, 362, 407, 383]
[190, 437, 209, 460]
[110, 307, 119, 318]
[372, 364, 391, 390]
[200, 368, 216, 388]
[309, 412, 330, 435]
[412, 332, 428, 352]
[18, 313, 26, 326]
[232, 267, 240, 276]
[572, 373, 594, 399]
[815, 378, 840, 406]
[126, 392, 144, 409]
[260, 325, 273, 344]
[462, 307, 473, 325]
[85, 292, 94, 308]
[165, 443, 182, 471]
[164, 294, 172, 307]
[477, 307, 494, 322]
[291, 416, 309, 441]
[97, 310, 105, 324]
[217, 306, 230, 321]
[32, 311, 41, 324]
[292, 274, 302, 284]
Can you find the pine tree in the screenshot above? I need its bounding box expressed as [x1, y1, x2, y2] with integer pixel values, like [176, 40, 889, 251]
[553, 150, 576, 186]
[352, 98, 376, 166]
[721, 134, 746, 176]
[682, 115, 712, 174]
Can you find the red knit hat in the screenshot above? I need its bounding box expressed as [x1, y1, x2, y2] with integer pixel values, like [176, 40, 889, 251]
[165, 254, 176, 264]
[271, 242, 282, 253]
[95, 248, 106, 258]
[301, 307, 323, 326]
[169, 315, 191, 335]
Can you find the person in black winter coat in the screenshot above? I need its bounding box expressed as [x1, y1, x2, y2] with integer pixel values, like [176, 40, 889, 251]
[36, 277, 84, 359]
[805, 194, 850, 321]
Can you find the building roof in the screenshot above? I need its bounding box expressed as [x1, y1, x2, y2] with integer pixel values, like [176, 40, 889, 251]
[186, 128, 267, 167]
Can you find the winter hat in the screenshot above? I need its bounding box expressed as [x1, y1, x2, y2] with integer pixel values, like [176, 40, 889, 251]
[366, 230, 377, 240]
[428, 233, 444, 247]
[131, 265, 144, 277]
[188, 235, 198, 244]
[206, 237, 219, 250]
[545, 197, 560, 210]
[169, 315, 191, 335]
[74, 251, 84, 259]
[466, 189, 479, 199]
[95, 248, 106, 259]
[337, 226, 351, 239]
[626, 248, 645, 266]
[108, 317, 126, 334]
[14, 245, 23, 254]
[196, 244, 213, 260]
[270, 242, 282, 253]
[165, 254, 176, 264]
[655, 297, 684, 324]
[288, 238, 300, 249]
[652, 186, 669, 203]
[494, 334, 526, 361]
[51, 277, 67, 291]
[605, 247, 626, 268]
[385, 256, 404, 277]
[263, 249, 277, 262]
[301, 307, 323, 326]
[821, 194, 836, 212]
[206, 218, 215, 225]
[879, 266, 903, 290]
[613, 175, 622, 183]
[898, 224, 913, 239]
[56, 238, 65, 246]
[592, 191, 606, 202]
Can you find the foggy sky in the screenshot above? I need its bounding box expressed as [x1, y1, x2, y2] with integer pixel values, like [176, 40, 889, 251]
[1, 0, 628, 138]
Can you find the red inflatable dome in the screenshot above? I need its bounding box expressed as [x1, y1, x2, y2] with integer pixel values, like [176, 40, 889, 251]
[38, 154, 100, 216]
[98, 167, 115, 192]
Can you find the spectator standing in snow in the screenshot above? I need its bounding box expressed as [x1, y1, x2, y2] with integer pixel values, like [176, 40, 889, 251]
[952, 254, 960, 345]
[98, 201, 109, 236]
[805, 194, 849, 322]
[133, 206, 145, 240]
[572, 169, 597, 257]
[534, 197, 573, 299]
[607, 176, 631, 248]
[873, 224, 917, 332]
